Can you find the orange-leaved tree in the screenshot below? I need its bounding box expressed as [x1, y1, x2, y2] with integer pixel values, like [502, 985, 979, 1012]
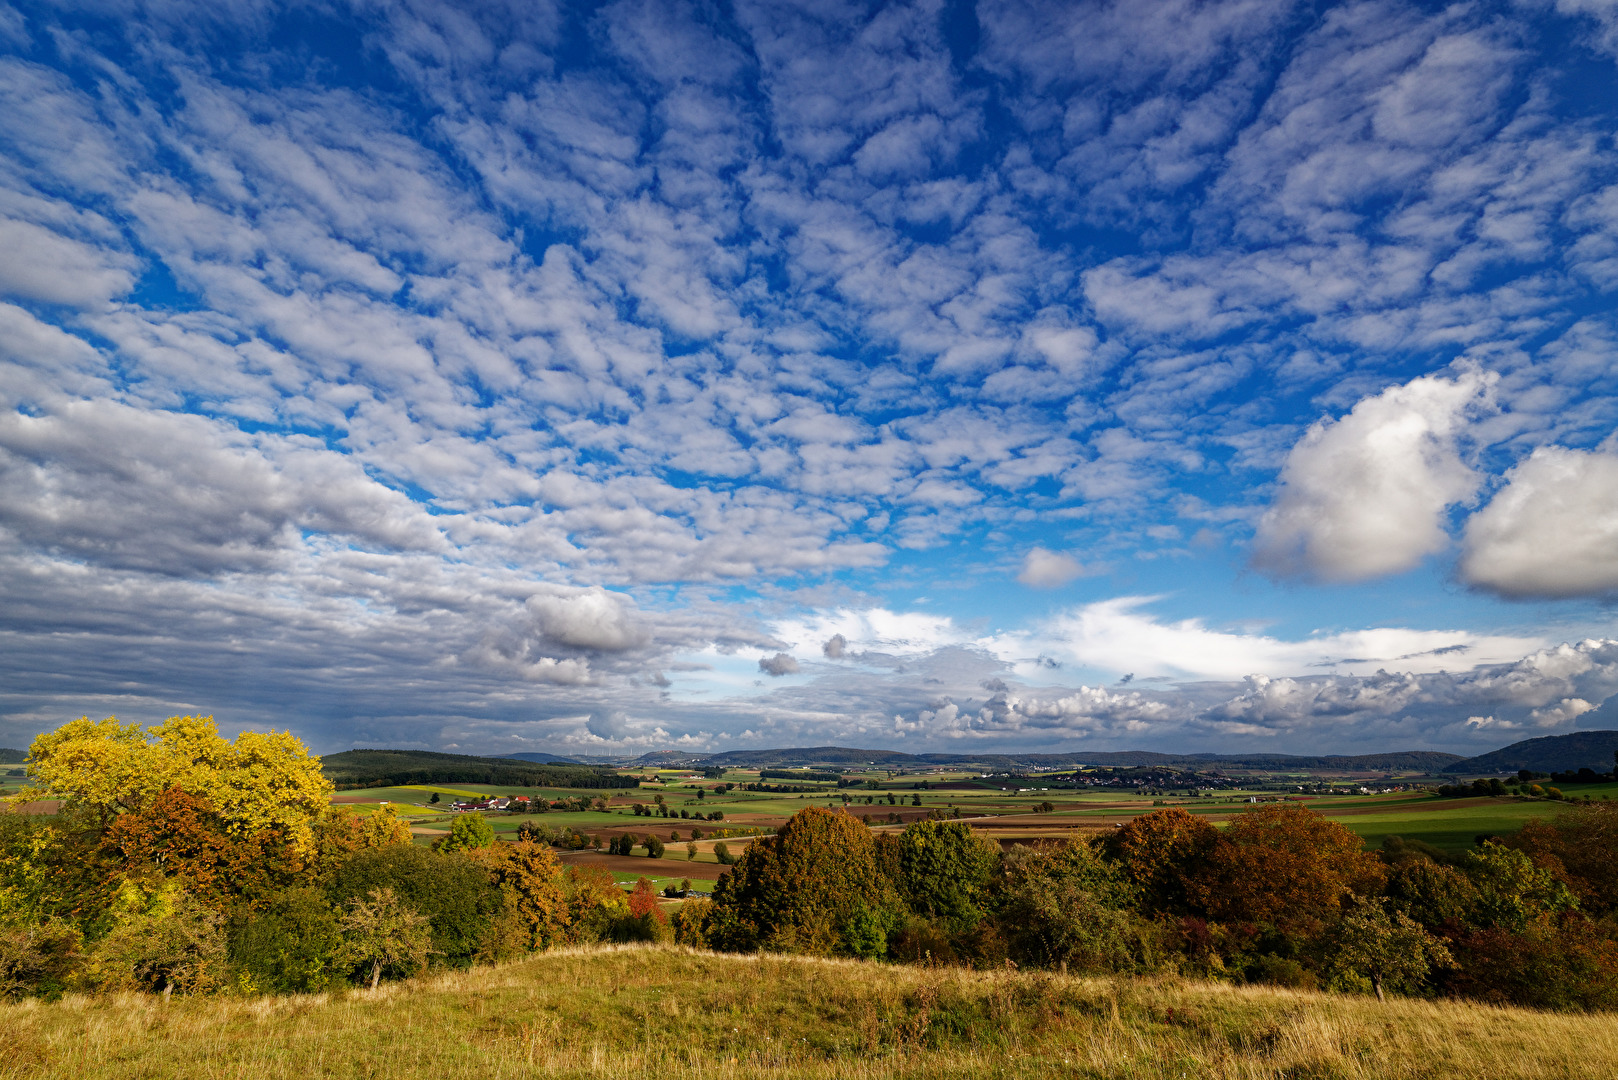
[467, 840, 569, 949]
[1108, 806, 1220, 916]
[1196, 804, 1385, 937]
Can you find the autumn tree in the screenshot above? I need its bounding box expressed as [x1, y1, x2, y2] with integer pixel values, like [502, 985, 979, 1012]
[1507, 802, 1618, 914]
[337, 886, 435, 990]
[1107, 806, 1219, 915]
[88, 880, 228, 997]
[359, 804, 413, 848]
[98, 787, 299, 909]
[1197, 804, 1385, 937]
[708, 807, 883, 956]
[466, 841, 568, 950]
[562, 864, 628, 943]
[24, 715, 330, 853]
[990, 840, 1146, 972]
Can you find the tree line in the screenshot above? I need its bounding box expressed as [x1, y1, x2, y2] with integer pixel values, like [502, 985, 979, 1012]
[3, 716, 1616, 1011]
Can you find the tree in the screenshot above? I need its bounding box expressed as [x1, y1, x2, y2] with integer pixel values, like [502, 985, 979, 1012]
[1324, 899, 1452, 1001]
[686, 841, 698, 861]
[360, 804, 413, 848]
[1461, 841, 1576, 932]
[326, 844, 503, 964]
[1196, 804, 1385, 937]
[227, 886, 345, 993]
[714, 841, 734, 865]
[989, 840, 1146, 972]
[888, 819, 1000, 932]
[1507, 802, 1618, 914]
[337, 886, 435, 990]
[436, 813, 495, 853]
[708, 807, 885, 956]
[644, 835, 665, 859]
[563, 864, 628, 944]
[99, 787, 299, 910]
[24, 715, 331, 853]
[1107, 806, 1219, 916]
[466, 841, 568, 951]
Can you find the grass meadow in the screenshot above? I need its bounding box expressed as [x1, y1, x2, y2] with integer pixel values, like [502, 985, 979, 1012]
[1, 944, 1609, 1080]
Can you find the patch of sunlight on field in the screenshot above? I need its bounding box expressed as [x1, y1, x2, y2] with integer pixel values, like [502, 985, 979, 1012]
[4, 945, 1615, 1080]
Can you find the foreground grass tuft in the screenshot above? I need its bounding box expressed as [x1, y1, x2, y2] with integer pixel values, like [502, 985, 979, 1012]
[0, 945, 1609, 1079]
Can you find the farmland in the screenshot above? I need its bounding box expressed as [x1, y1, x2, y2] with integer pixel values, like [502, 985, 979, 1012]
[322, 763, 1609, 876]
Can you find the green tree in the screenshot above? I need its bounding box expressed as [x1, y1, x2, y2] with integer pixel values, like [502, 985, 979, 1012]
[227, 886, 345, 993]
[1324, 899, 1453, 1001]
[337, 886, 435, 990]
[437, 813, 495, 853]
[990, 840, 1146, 973]
[889, 819, 1000, 931]
[708, 807, 886, 956]
[685, 841, 698, 861]
[644, 835, 665, 858]
[714, 841, 734, 865]
[1462, 841, 1577, 932]
[428, 791, 440, 805]
[326, 844, 503, 964]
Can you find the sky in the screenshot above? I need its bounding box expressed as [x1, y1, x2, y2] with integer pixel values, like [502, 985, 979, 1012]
[2, 0, 1618, 759]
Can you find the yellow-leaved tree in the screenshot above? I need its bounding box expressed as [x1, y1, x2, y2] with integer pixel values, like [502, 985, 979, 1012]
[23, 715, 331, 853]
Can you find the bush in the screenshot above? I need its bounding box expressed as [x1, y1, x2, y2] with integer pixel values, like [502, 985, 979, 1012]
[989, 841, 1149, 973]
[228, 886, 346, 993]
[0, 921, 83, 999]
[326, 844, 503, 965]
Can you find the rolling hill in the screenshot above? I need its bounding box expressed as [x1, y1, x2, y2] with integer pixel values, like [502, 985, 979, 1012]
[1443, 730, 1618, 775]
[320, 749, 633, 789]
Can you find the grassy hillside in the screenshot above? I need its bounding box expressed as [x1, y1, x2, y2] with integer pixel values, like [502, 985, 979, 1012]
[4, 945, 1615, 1079]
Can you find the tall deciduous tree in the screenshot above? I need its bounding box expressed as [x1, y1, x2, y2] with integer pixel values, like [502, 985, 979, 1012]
[1196, 804, 1385, 936]
[708, 807, 882, 956]
[1324, 898, 1452, 1001]
[1108, 807, 1219, 915]
[467, 841, 568, 950]
[888, 819, 999, 931]
[24, 716, 330, 853]
[437, 813, 495, 853]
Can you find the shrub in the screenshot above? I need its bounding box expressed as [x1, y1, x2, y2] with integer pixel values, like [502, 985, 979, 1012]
[228, 886, 345, 993]
[0, 921, 83, 999]
[989, 841, 1148, 973]
[88, 880, 228, 996]
[326, 844, 503, 965]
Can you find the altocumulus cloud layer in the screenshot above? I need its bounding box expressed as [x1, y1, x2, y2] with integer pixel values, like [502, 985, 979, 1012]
[3, 0, 1618, 756]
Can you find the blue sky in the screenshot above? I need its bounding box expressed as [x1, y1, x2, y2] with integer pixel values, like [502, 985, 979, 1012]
[3, 0, 1618, 757]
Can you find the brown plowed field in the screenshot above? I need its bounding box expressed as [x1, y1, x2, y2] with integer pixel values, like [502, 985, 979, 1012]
[556, 850, 731, 881]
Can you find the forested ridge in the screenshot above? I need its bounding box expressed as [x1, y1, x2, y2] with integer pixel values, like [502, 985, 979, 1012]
[320, 748, 635, 789]
[3, 716, 1617, 1014]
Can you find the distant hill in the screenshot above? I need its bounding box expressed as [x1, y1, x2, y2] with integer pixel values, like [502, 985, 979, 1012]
[0, 748, 26, 765]
[1444, 730, 1618, 775]
[503, 752, 582, 764]
[321, 749, 634, 789]
[677, 745, 1461, 772]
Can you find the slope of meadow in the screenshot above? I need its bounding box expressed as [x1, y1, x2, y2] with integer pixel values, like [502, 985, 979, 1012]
[1, 945, 1609, 1080]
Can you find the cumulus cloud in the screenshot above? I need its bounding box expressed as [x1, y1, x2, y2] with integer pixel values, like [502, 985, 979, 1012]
[822, 633, 847, 659]
[1016, 546, 1087, 587]
[1253, 369, 1495, 582]
[1460, 447, 1618, 599]
[758, 652, 800, 677]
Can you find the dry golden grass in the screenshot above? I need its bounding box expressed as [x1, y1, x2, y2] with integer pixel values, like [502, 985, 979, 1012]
[0, 945, 1607, 1079]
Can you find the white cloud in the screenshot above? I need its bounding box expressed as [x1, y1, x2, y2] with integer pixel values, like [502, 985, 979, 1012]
[1253, 368, 1495, 582]
[1023, 595, 1545, 682]
[1016, 546, 1087, 587]
[1460, 446, 1618, 599]
[758, 652, 800, 677]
